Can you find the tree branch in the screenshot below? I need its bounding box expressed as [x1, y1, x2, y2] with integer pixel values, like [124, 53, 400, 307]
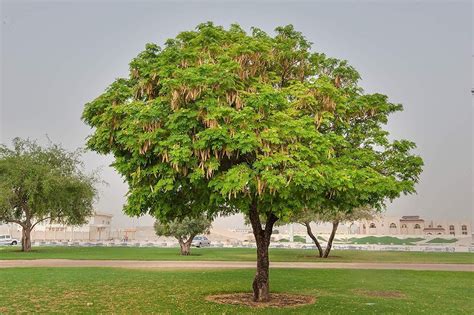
[4, 218, 25, 228]
[248, 198, 262, 235]
[264, 213, 278, 239]
[304, 221, 323, 257]
[31, 217, 53, 230]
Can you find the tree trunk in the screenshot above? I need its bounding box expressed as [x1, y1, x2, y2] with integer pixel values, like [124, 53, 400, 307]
[178, 238, 192, 256]
[253, 234, 271, 302]
[178, 235, 196, 256]
[304, 222, 323, 258]
[21, 227, 32, 252]
[323, 220, 339, 258]
[248, 200, 278, 302]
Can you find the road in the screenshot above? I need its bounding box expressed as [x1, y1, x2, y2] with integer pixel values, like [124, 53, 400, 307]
[0, 260, 472, 271]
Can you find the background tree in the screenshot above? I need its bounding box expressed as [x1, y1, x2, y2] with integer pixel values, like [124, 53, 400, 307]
[82, 23, 422, 302]
[0, 138, 98, 252]
[154, 215, 212, 255]
[298, 207, 376, 258]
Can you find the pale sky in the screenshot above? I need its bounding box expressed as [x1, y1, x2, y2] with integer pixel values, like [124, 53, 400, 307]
[1, 0, 472, 227]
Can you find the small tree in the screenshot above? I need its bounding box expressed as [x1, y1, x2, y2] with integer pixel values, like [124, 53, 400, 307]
[154, 216, 211, 255]
[300, 207, 375, 258]
[0, 138, 98, 252]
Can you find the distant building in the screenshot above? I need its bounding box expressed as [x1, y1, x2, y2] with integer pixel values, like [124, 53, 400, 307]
[358, 215, 471, 236]
[272, 214, 472, 239]
[2, 212, 113, 241]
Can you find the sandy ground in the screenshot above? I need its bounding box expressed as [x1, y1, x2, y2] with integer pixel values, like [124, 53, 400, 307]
[0, 260, 472, 271]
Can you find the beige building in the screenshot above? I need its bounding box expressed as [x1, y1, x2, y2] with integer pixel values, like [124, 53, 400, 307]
[271, 214, 472, 239]
[358, 215, 471, 236]
[1, 212, 113, 242]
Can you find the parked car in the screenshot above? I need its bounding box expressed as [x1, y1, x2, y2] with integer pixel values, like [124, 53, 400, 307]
[0, 235, 19, 246]
[191, 236, 210, 248]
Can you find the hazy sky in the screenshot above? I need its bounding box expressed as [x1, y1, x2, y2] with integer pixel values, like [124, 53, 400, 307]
[1, 0, 472, 227]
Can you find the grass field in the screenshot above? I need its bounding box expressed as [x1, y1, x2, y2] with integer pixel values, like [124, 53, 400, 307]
[1, 246, 473, 264]
[0, 267, 472, 314]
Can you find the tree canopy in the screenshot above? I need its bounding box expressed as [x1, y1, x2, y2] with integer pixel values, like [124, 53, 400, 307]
[0, 138, 98, 251]
[82, 22, 423, 301]
[154, 215, 211, 255]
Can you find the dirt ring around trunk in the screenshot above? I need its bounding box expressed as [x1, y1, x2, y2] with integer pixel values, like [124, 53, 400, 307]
[205, 293, 316, 308]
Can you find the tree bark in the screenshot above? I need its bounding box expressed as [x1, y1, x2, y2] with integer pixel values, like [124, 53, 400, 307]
[178, 238, 192, 256]
[323, 220, 339, 258]
[21, 204, 33, 252]
[304, 222, 323, 258]
[21, 226, 32, 252]
[248, 199, 278, 302]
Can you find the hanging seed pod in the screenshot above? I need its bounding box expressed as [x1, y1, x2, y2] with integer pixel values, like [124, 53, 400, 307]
[314, 113, 322, 129]
[162, 151, 169, 162]
[235, 94, 243, 109]
[226, 90, 236, 105]
[206, 166, 214, 178]
[146, 83, 153, 97]
[172, 162, 179, 171]
[322, 95, 336, 111]
[171, 90, 180, 110]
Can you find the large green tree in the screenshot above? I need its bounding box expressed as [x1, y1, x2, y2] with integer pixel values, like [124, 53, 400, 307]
[154, 215, 211, 255]
[82, 23, 422, 302]
[0, 138, 98, 251]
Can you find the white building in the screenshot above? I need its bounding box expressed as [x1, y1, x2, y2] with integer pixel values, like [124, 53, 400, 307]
[1, 212, 113, 242]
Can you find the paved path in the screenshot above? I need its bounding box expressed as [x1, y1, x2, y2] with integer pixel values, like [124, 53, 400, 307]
[0, 260, 472, 271]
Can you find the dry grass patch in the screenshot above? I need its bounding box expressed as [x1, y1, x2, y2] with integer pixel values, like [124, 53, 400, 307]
[206, 293, 315, 308]
[353, 289, 406, 299]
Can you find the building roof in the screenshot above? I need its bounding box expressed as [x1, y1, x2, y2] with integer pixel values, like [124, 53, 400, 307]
[94, 211, 113, 218]
[400, 215, 424, 222]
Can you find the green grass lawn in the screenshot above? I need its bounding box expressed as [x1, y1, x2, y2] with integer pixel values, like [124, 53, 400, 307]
[350, 236, 425, 245]
[0, 267, 472, 314]
[1, 246, 473, 264]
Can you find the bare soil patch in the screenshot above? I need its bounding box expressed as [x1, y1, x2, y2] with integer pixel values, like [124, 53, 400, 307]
[353, 289, 406, 299]
[205, 293, 315, 308]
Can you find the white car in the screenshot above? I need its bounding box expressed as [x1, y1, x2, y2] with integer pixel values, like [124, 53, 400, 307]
[0, 235, 19, 246]
[191, 236, 210, 248]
